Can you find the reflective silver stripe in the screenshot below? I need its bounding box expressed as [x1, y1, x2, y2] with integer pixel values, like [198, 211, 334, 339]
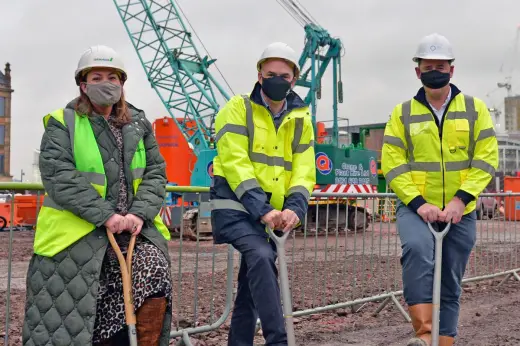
[408, 114, 433, 124]
[210, 199, 249, 213]
[445, 160, 470, 171]
[249, 152, 292, 170]
[463, 95, 478, 159]
[287, 185, 310, 201]
[401, 101, 415, 162]
[444, 111, 471, 121]
[471, 160, 496, 175]
[292, 118, 304, 152]
[383, 135, 406, 150]
[477, 127, 495, 141]
[234, 178, 260, 199]
[294, 140, 314, 154]
[242, 95, 254, 154]
[402, 96, 479, 163]
[410, 162, 441, 172]
[80, 171, 105, 186]
[43, 196, 63, 211]
[385, 163, 411, 184]
[241, 95, 293, 171]
[215, 124, 248, 143]
[132, 167, 145, 180]
[64, 108, 76, 155]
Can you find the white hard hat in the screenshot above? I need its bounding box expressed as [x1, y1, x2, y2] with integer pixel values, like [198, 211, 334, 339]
[74, 45, 127, 85]
[257, 42, 300, 78]
[412, 33, 455, 63]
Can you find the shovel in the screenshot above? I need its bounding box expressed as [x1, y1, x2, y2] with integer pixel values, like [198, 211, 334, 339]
[266, 227, 296, 346]
[107, 231, 138, 346]
[427, 222, 451, 346]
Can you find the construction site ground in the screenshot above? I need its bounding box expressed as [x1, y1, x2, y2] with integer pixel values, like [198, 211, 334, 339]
[1, 221, 520, 346]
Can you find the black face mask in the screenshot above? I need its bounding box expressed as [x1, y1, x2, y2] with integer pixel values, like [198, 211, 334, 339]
[261, 76, 291, 101]
[420, 70, 451, 89]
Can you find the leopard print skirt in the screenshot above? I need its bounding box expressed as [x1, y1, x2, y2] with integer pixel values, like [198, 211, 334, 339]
[92, 234, 172, 343]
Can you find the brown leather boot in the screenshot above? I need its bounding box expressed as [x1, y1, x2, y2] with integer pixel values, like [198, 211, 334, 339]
[406, 303, 433, 346]
[136, 296, 167, 346]
[439, 335, 454, 346]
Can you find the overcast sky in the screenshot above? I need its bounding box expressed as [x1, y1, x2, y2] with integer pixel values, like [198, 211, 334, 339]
[1, 0, 520, 181]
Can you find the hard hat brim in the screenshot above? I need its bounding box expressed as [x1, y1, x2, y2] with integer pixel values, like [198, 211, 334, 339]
[413, 56, 455, 63]
[257, 57, 301, 78]
[74, 65, 128, 86]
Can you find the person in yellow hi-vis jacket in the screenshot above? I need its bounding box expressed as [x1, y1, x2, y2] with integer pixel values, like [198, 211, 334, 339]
[210, 42, 316, 345]
[382, 33, 498, 346]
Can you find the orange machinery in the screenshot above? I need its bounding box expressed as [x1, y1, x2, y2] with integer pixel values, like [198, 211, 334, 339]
[0, 194, 44, 230]
[153, 116, 197, 186]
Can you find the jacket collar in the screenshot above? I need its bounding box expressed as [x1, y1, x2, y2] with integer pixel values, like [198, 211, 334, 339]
[413, 83, 461, 108]
[249, 81, 307, 112]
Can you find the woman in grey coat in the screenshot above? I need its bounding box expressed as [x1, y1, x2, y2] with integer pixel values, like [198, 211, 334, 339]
[22, 45, 173, 346]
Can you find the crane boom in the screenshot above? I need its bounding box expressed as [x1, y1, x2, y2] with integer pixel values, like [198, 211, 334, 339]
[113, 0, 230, 157]
[276, 0, 344, 146]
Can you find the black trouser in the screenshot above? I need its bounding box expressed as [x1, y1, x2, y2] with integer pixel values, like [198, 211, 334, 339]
[227, 234, 287, 346]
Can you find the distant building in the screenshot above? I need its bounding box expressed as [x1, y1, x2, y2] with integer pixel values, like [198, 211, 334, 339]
[0, 63, 13, 181]
[504, 95, 520, 132]
[32, 149, 41, 183]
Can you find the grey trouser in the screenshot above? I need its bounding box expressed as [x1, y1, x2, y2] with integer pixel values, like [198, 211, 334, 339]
[396, 202, 476, 337]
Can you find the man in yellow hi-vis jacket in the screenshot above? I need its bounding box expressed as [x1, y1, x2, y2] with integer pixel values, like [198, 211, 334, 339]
[210, 42, 316, 345]
[382, 33, 498, 346]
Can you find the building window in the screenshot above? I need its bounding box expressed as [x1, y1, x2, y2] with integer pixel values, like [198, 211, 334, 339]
[0, 154, 4, 174]
[0, 125, 5, 145]
[0, 97, 4, 117]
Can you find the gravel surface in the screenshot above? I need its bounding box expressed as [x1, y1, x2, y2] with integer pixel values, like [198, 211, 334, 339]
[1, 220, 519, 346]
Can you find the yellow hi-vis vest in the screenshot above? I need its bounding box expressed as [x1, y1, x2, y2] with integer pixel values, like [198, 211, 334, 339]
[34, 108, 170, 257]
[381, 93, 499, 214]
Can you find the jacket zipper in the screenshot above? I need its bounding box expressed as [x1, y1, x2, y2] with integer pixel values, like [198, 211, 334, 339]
[437, 99, 454, 210]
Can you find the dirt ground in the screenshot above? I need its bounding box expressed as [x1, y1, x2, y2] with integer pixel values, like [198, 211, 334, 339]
[1, 220, 520, 346]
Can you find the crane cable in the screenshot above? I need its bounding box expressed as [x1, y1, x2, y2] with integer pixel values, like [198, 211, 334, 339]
[287, 0, 319, 26]
[175, 0, 235, 95]
[275, 0, 305, 27]
[276, 0, 317, 27]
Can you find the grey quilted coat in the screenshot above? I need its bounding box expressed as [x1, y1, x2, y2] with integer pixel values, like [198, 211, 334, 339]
[22, 98, 172, 346]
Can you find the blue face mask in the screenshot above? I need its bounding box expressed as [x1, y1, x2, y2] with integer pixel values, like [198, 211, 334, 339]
[420, 70, 450, 89]
[261, 76, 291, 101]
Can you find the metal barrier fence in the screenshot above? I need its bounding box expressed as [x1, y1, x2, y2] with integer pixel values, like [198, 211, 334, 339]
[1, 183, 519, 345]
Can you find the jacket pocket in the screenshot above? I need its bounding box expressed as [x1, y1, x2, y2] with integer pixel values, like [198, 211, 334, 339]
[454, 119, 470, 148]
[250, 118, 267, 149]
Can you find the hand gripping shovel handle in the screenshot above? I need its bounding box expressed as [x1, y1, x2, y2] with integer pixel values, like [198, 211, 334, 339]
[427, 222, 451, 346]
[107, 232, 138, 346]
[266, 227, 296, 346]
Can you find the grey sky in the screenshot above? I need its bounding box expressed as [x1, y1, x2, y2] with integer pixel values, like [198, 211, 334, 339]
[1, 0, 519, 181]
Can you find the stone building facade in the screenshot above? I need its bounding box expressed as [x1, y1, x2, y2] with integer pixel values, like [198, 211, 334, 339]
[0, 63, 13, 181]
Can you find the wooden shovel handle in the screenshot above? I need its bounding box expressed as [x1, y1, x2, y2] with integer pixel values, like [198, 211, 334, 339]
[107, 231, 137, 326]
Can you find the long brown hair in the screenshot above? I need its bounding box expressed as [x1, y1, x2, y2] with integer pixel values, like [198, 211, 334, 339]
[75, 79, 132, 126]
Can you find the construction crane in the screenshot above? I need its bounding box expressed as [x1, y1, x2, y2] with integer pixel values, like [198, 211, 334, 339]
[113, 0, 232, 188]
[497, 25, 520, 97]
[276, 0, 344, 147]
[276, 0, 380, 231]
[114, 0, 380, 237]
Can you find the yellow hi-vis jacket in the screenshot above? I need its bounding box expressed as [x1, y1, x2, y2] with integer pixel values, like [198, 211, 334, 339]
[210, 82, 316, 243]
[381, 85, 499, 214]
[34, 108, 170, 257]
